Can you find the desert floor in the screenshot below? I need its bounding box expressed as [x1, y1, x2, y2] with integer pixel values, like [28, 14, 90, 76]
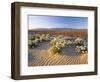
[28, 42, 88, 66]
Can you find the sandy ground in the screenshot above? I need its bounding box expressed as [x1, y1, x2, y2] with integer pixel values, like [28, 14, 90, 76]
[28, 42, 88, 66]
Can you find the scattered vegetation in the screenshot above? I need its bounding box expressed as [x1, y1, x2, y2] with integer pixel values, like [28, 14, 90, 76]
[48, 46, 60, 54]
[28, 33, 88, 55]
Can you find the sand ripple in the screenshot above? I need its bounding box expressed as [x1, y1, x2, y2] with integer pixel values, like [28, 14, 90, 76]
[28, 49, 88, 66]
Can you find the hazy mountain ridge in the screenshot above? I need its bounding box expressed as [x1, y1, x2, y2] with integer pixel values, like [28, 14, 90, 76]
[29, 28, 87, 31]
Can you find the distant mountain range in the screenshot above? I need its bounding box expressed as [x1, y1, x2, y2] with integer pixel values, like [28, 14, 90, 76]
[29, 28, 87, 31]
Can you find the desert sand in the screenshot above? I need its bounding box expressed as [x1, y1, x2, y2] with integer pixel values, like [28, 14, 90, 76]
[28, 42, 88, 66]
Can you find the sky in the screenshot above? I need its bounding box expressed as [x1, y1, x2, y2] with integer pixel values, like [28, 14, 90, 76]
[28, 15, 88, 29]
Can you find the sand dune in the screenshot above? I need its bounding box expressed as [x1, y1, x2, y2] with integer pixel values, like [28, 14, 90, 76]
[28, 49, 88, 66]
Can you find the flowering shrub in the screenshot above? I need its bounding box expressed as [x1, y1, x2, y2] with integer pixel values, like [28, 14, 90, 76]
[28, 34, 88, 54]
[48, 46, 60, 54]
[74, 37, 84, 46]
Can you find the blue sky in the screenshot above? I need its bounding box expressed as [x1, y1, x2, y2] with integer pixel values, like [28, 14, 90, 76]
[28, 15, 88, 29]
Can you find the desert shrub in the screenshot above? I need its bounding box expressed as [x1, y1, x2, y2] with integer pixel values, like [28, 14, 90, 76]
[34, 34, 46, 42]
[40, 34, 46, 41]
[35, 34, 41, 40]
[48, 46, 60, 54]
[49, 36, 54, 41]
[80, 46, 87, 54]
[49, 36, 68, 54]
[50, 38, 58, 46]
[74, 37, 84, 46]
[50, 36, 67, 48]
[58, 39, 67, 48]
[75, 46, 81, 53]
[30, 35, 35, 40]
[75, 45, 87, 54]
[31, 40, 38, 47]
[28, 40, 33, 48]
[39, 37, 43, 42]
[46, 34, 50, 38]
[67, 40, 73, 45]
[45, 34, 51, 41]
[74, 37, 88, 54]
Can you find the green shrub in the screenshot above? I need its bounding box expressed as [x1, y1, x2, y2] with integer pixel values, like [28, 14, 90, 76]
[50, 37, 67, 50]
[28, 40, 33, 48]
[48, 46, 60, 54]
[58, 39, 67, 48]
[75, 45, 88, 54]
[74, 37, 84, 46]
[45, 34, 50, 41]
[50, 39, 58, 46]
[66, 40, 72, 45]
